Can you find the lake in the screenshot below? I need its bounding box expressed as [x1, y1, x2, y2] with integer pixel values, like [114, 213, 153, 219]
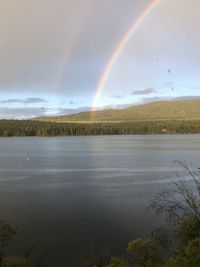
[0, 135, 200, 266]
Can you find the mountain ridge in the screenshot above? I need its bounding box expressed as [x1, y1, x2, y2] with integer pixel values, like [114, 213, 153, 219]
[35, 99, 200, 123]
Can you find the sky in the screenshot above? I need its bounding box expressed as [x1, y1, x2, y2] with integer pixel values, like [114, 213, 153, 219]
[0, 0, 200, 118]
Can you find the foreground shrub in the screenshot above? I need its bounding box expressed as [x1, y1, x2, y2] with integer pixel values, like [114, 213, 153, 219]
[0, 220, 17, 267]
[3, 256, 28, 267]
[167, 238, 200, 267]
[127, 239, 163, 267]
[106, 257, 129, 267]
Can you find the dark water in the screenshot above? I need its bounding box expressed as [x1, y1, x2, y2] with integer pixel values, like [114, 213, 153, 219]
[0, 135, 200, 266]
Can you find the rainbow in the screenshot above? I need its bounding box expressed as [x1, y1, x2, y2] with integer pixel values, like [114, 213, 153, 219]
[91, 0, 160, 110]
[55, 0, 93, 93]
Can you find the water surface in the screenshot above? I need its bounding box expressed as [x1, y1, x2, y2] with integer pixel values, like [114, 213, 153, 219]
[0, 135, 199, 266]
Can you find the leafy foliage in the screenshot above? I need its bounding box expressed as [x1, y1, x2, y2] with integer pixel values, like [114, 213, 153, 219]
[150, 161, 200, 241]
[0, 220, 17, 266]
[106, 257, 129, 267]
[104, 164, 200, 267]
[127, 239, 163, 267]
[167, 238, 200, 267]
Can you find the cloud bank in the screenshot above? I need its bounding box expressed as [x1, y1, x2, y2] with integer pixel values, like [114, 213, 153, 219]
[132, 88, 157, 95]
[0, 98, 48, 105]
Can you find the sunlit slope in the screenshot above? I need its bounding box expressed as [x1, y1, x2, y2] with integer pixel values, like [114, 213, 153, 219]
[37, 100, 200, 122]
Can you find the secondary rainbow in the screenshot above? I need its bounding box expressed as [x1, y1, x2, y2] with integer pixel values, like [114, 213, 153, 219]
[55, 0, 93, 93]
[92, 0, 160, 110]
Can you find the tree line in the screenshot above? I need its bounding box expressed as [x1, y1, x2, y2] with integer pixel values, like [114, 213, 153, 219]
[0, 119, 200, 136]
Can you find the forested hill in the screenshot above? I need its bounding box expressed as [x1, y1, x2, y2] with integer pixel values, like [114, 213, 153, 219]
[0, 119, 200, 137]
[36, 100, 200, 122]
[0, 100, 200, 137]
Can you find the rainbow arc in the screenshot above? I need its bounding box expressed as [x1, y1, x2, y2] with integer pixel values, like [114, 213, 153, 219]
[91, 0, 160, 111]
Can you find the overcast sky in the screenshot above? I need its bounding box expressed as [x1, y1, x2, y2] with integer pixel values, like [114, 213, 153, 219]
[0, 0, 200, 118]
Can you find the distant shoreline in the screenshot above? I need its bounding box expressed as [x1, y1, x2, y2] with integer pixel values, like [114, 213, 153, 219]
[0, 119, 200, 137]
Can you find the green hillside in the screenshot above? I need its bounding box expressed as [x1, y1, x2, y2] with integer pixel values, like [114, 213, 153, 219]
[36, 99, 200, 123]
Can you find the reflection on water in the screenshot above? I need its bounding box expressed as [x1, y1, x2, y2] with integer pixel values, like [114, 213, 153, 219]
[0, 135, 199, 266]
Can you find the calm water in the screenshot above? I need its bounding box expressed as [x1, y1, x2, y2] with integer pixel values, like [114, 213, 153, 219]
[0, 135, 200, 266]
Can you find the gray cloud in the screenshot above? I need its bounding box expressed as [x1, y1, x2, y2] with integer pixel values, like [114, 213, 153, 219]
[132, 88, 157, 95]
[23, 98, 48, 104]
[0, 99, 22, 104]
[57, 107, 90, 115]
[173, 96, 200, 101]
[0, 98, 48, 105]
[1, 95, 200, 119]
[68, 100, 85, 105]
[0, 106, 91, 119]
[0, 0, 200, 114]
[181, 84, 200, 90]
[0, 0, 147, 95]
[0, 107, 49, 119]
[138, 95, 200, 105]
[138, 97, 168, 104]
[111, 94, 124, 99]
